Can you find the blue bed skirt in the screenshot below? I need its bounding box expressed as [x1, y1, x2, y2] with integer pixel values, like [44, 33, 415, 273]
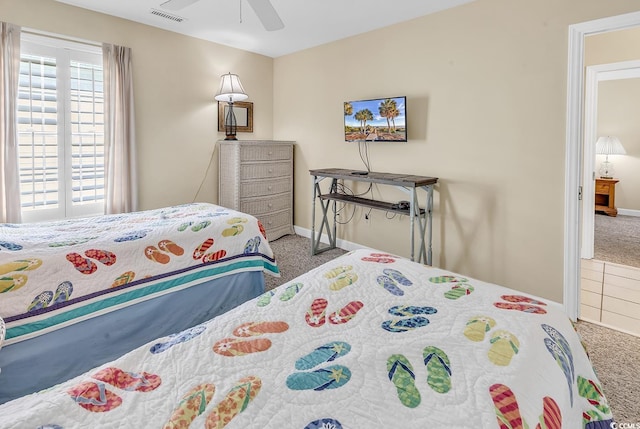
[0, 271, 264, 404]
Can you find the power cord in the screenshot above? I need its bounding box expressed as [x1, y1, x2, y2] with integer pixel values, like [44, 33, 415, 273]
[320, 141, 373, 225]
[358, 140, 371, 172]
[192, 145, 216, 203]
[333, 182, 356, 224]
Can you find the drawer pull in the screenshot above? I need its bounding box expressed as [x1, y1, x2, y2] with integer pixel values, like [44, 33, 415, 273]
[268, 186, 273, 191]
[268, 151, 273, 156]
[268, 169, 273, 174]
[268, 203, 273, 208]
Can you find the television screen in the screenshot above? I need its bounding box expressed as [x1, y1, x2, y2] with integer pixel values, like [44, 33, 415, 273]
[344, 96, 407, 142]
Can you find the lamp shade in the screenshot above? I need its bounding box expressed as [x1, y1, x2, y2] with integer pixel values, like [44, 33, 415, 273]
[214, 73, 248, 102]
[595, 136, 626, 155]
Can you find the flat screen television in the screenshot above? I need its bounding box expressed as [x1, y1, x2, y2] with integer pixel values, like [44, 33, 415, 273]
[344, 96, 407, 142]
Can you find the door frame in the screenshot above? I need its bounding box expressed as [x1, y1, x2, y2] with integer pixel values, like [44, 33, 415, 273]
[581, 61, 640, 260]
[564, 11, 640, 320]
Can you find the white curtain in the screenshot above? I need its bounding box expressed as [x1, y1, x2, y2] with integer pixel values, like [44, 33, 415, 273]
[0, 22, 21, 223]
[103, 43, 137, 214]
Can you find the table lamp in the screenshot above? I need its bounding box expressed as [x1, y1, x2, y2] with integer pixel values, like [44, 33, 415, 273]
[595, 136, 625, 179]
[215, 73, 248, 140]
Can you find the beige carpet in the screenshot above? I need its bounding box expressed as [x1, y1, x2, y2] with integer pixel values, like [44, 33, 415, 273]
[268, 234, 639, 423]
[595, 213, 640, 269]
[575, 321, 640, 422]
[265, 234, 347, 291]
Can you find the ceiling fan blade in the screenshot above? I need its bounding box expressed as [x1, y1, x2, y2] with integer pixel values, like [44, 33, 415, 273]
[160, 0, 200, 11]
[246, 0, 284, 31]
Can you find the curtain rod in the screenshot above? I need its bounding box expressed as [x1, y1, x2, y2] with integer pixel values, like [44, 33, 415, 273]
[22, 28, 102, 48]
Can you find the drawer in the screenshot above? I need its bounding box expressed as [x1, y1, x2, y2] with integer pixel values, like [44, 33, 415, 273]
[240, 194, 291, 215]
[240, 162, 291, 180]
[595, 182, 610, 194]
[240, 177, 291, 198]
[258, 210, 291, 231]
[240, 145, 291, 162]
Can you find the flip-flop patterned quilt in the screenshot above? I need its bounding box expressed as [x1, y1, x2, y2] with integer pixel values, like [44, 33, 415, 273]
[0, 249, 612, 428]
[0, 203, 278, 345]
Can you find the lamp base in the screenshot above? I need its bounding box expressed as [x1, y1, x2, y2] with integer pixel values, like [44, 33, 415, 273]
[223, 101, 238, 141]
[599, 160, 614, 179]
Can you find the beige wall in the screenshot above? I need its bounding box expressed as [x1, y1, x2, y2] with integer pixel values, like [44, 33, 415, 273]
[4, 0, 640, 302]
[586, 27, 640, 213]
[585, 26, 640, 66]
[273, 0, 640, 302]
[597, 79, 640, 211]
[0, 0, 274, 209]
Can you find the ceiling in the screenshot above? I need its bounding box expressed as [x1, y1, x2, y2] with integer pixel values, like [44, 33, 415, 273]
[54, 0, 476, 58]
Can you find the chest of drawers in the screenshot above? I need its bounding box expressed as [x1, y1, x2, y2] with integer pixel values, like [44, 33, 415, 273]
[218, 140, 295, 241]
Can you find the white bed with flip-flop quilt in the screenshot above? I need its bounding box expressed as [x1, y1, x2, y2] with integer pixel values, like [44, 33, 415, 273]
[0, 248, 612, 428]
[0, 202, 278, 404]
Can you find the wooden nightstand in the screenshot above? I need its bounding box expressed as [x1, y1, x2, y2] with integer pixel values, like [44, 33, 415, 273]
[594, 178, 619, 217]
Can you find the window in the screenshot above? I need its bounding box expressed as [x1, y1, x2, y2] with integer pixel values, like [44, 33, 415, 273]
[17, 34, 104, 222]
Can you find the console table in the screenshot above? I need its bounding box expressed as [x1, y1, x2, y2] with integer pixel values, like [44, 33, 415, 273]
[310, 168, 438, 265]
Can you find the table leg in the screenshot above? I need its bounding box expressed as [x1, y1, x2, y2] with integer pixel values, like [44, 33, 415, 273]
[426, 185, 433, 266]
[311, 176, 338, 255]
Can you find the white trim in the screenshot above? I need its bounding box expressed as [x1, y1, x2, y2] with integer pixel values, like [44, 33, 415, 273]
[581, 65, 598, 259]
[578, 317, 640, 339]
[18, 36, 105, 223]
[293, 225, 370, 253]
[564, 23, 585, 322]
[564, 11, 640, 321]
[617, 208, 640, 217]
[581, 61, 640, 259]
[21, 29, 101, 52]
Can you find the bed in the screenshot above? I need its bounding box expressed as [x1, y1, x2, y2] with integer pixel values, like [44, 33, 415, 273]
[0, 248, 613, 428]
[0, 203, 278, 404]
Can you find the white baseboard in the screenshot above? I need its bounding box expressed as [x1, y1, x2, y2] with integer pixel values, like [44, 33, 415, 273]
[293, 225, 370, 252]
[617, 208, 640, 217]
[578, 317, 640, 339]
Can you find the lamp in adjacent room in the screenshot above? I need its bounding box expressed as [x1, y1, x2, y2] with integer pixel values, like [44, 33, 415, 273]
[595, 136, 626, 179]
[214, 72, 248, 140]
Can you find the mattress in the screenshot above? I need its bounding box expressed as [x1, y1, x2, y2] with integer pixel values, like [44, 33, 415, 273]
[0, 249, 612, 428]
[0, 203, 278, 403]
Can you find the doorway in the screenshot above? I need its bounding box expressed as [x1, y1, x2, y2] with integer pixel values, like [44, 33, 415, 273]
[564, 11, 640, 322]
[581, 61, 640, 260]
[578, 60, 640, 337]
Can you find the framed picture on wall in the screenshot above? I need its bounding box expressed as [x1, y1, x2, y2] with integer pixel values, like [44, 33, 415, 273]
[218, 101, 253, 133]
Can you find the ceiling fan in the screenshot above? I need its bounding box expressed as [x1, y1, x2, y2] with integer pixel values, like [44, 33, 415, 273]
[160, 0, 284, 31]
